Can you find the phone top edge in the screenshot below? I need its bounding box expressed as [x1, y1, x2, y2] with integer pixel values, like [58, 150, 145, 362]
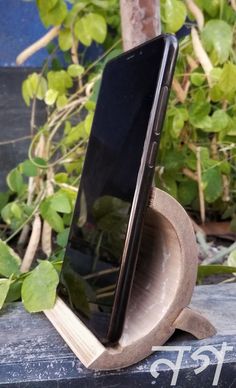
[104, 33, 178, 69]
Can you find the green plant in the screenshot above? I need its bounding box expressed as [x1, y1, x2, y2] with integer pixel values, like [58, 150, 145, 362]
[0, 0, 236, 312]
[0, 0, 121, 312]
[158, 0, 236, 228]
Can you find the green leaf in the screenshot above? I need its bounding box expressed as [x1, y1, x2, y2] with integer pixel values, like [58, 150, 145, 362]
[22, 80, 31, 106]
[218, 62, 236, 96]
[56, 94, 68, 109]
[67, 64, 84, 78]
[198, 264, 236, 282]
[36, 0, 58, 13]
[209, 85, 223, 102]
[162, 149, 185, 171]
[202, 0, 219, 17]
[56, 227, 70, 248]
[91, 0, 110, 9]
[220, 161, 231, 175]
[7, 168, 24, 194]
[0, 240, 21, 277]
[36, 76, 47, 100]
[85, 100, 96, 112]
[1, 202, 25, 230]
[22, 160, 38, 177]
[40, 199, 64, 232]
[190, 72, 205, 86]
[47, 70, 72, 94]
[5, 279, 22, 303]
[21, 261, 59, 312]
[11, 203, 22, 219]
[63, 1, 87, 28]
[210, 67, 223, 85]
[30, 73, 47, 98]
[221, 2, 236, 24]
[50, 191, 71, 214]
[0, 192, 9, 213]
[1, 203, 13, 225]
[189, 101, 211, 129]
[84, 112, 94, 135]
[74, 17, 92, 46]
[37, 0, 67, 27]
[45, 89, 59, 106]
[170, 108, 187, 138]
[201, 20, 233, 64]
[202, 167, 222, 203]
[160, 174, 178, 198]
[85, 13, 107, 43]
[161, 0, 187, 33]
[33, 157, 47, 168]
[0, 278, 11, 309]
[64, 122, 87, 146]
[58, 28, 73, 51]
[211, 110, 230, 132]
[54, 173, 68, 183]
[227, 250, 236, 275]
[178, 180, 198, 206]
[22, 73, 47, 105]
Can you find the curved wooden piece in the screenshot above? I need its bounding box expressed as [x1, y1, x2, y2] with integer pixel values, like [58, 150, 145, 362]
[45, 188, 215, 371]
[173, 307, 216, 340]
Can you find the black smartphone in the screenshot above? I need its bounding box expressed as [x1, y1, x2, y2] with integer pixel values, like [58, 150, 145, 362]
[58, 34, 178, 345]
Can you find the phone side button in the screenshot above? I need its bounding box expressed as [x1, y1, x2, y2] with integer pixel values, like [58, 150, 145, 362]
[154, 86, 169, 135]
[148, 141, 158, 168]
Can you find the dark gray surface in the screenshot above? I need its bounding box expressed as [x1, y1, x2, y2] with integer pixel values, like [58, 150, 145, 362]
[0, 284, 235, 387]
[0, 68, 46, 189]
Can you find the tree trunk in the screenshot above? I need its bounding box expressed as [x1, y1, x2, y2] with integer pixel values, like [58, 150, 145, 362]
[120, 0, 161, 51]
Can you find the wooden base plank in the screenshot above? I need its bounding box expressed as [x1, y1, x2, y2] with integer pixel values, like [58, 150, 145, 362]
[0, 284, 235, 387]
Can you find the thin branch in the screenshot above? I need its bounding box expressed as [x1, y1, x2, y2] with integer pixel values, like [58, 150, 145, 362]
[182, 167, 198, 181]
[196, 146, 205, 224]
[42, 169, 54, 257]
[84, 267, 119, 280]
[222, 174, 230, 202]
[185, 0, 204, 30]
[20, 214, 42, 272]
[191, 27, 213, 86]
[202, 241, 236, 264]
[16, 26, 60, 65]
[172, 79, 186, 103]
[29, 48, 58, 135]
[231, 0, 236, 12]
[52, 180, 78, 192]
[0, 135, 32, 146]
[5, 190, 45, 244]
[196, 231, 210, 257]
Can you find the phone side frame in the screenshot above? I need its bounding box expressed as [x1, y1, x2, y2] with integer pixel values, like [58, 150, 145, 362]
[107, 34, 179, 343]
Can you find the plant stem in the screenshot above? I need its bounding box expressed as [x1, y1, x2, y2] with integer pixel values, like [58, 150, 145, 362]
[0, 136, 32, 146]
[5, 190, 45, 244]
[202, 241, 236, 264]
[16, 26, 60, 65]
[20, 213, 42, 272]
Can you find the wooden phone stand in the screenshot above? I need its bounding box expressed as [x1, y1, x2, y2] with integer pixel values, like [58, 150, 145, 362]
[44, 188, 216, 370]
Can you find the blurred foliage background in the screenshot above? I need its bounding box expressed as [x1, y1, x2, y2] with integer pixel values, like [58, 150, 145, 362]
[0, 0, 236, 312]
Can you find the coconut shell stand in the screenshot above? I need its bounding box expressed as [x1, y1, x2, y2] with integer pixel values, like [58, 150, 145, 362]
[44, 187, 216, 370]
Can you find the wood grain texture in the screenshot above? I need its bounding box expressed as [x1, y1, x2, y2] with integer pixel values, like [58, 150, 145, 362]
[120, 0, 161, 51]
[173, 307, 216, 339]
[44, 188, 203, 370]
[0, 284, 235, 387]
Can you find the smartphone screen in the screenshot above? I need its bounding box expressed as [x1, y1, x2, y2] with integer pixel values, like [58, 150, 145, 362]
[59, 37, 169, 342]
